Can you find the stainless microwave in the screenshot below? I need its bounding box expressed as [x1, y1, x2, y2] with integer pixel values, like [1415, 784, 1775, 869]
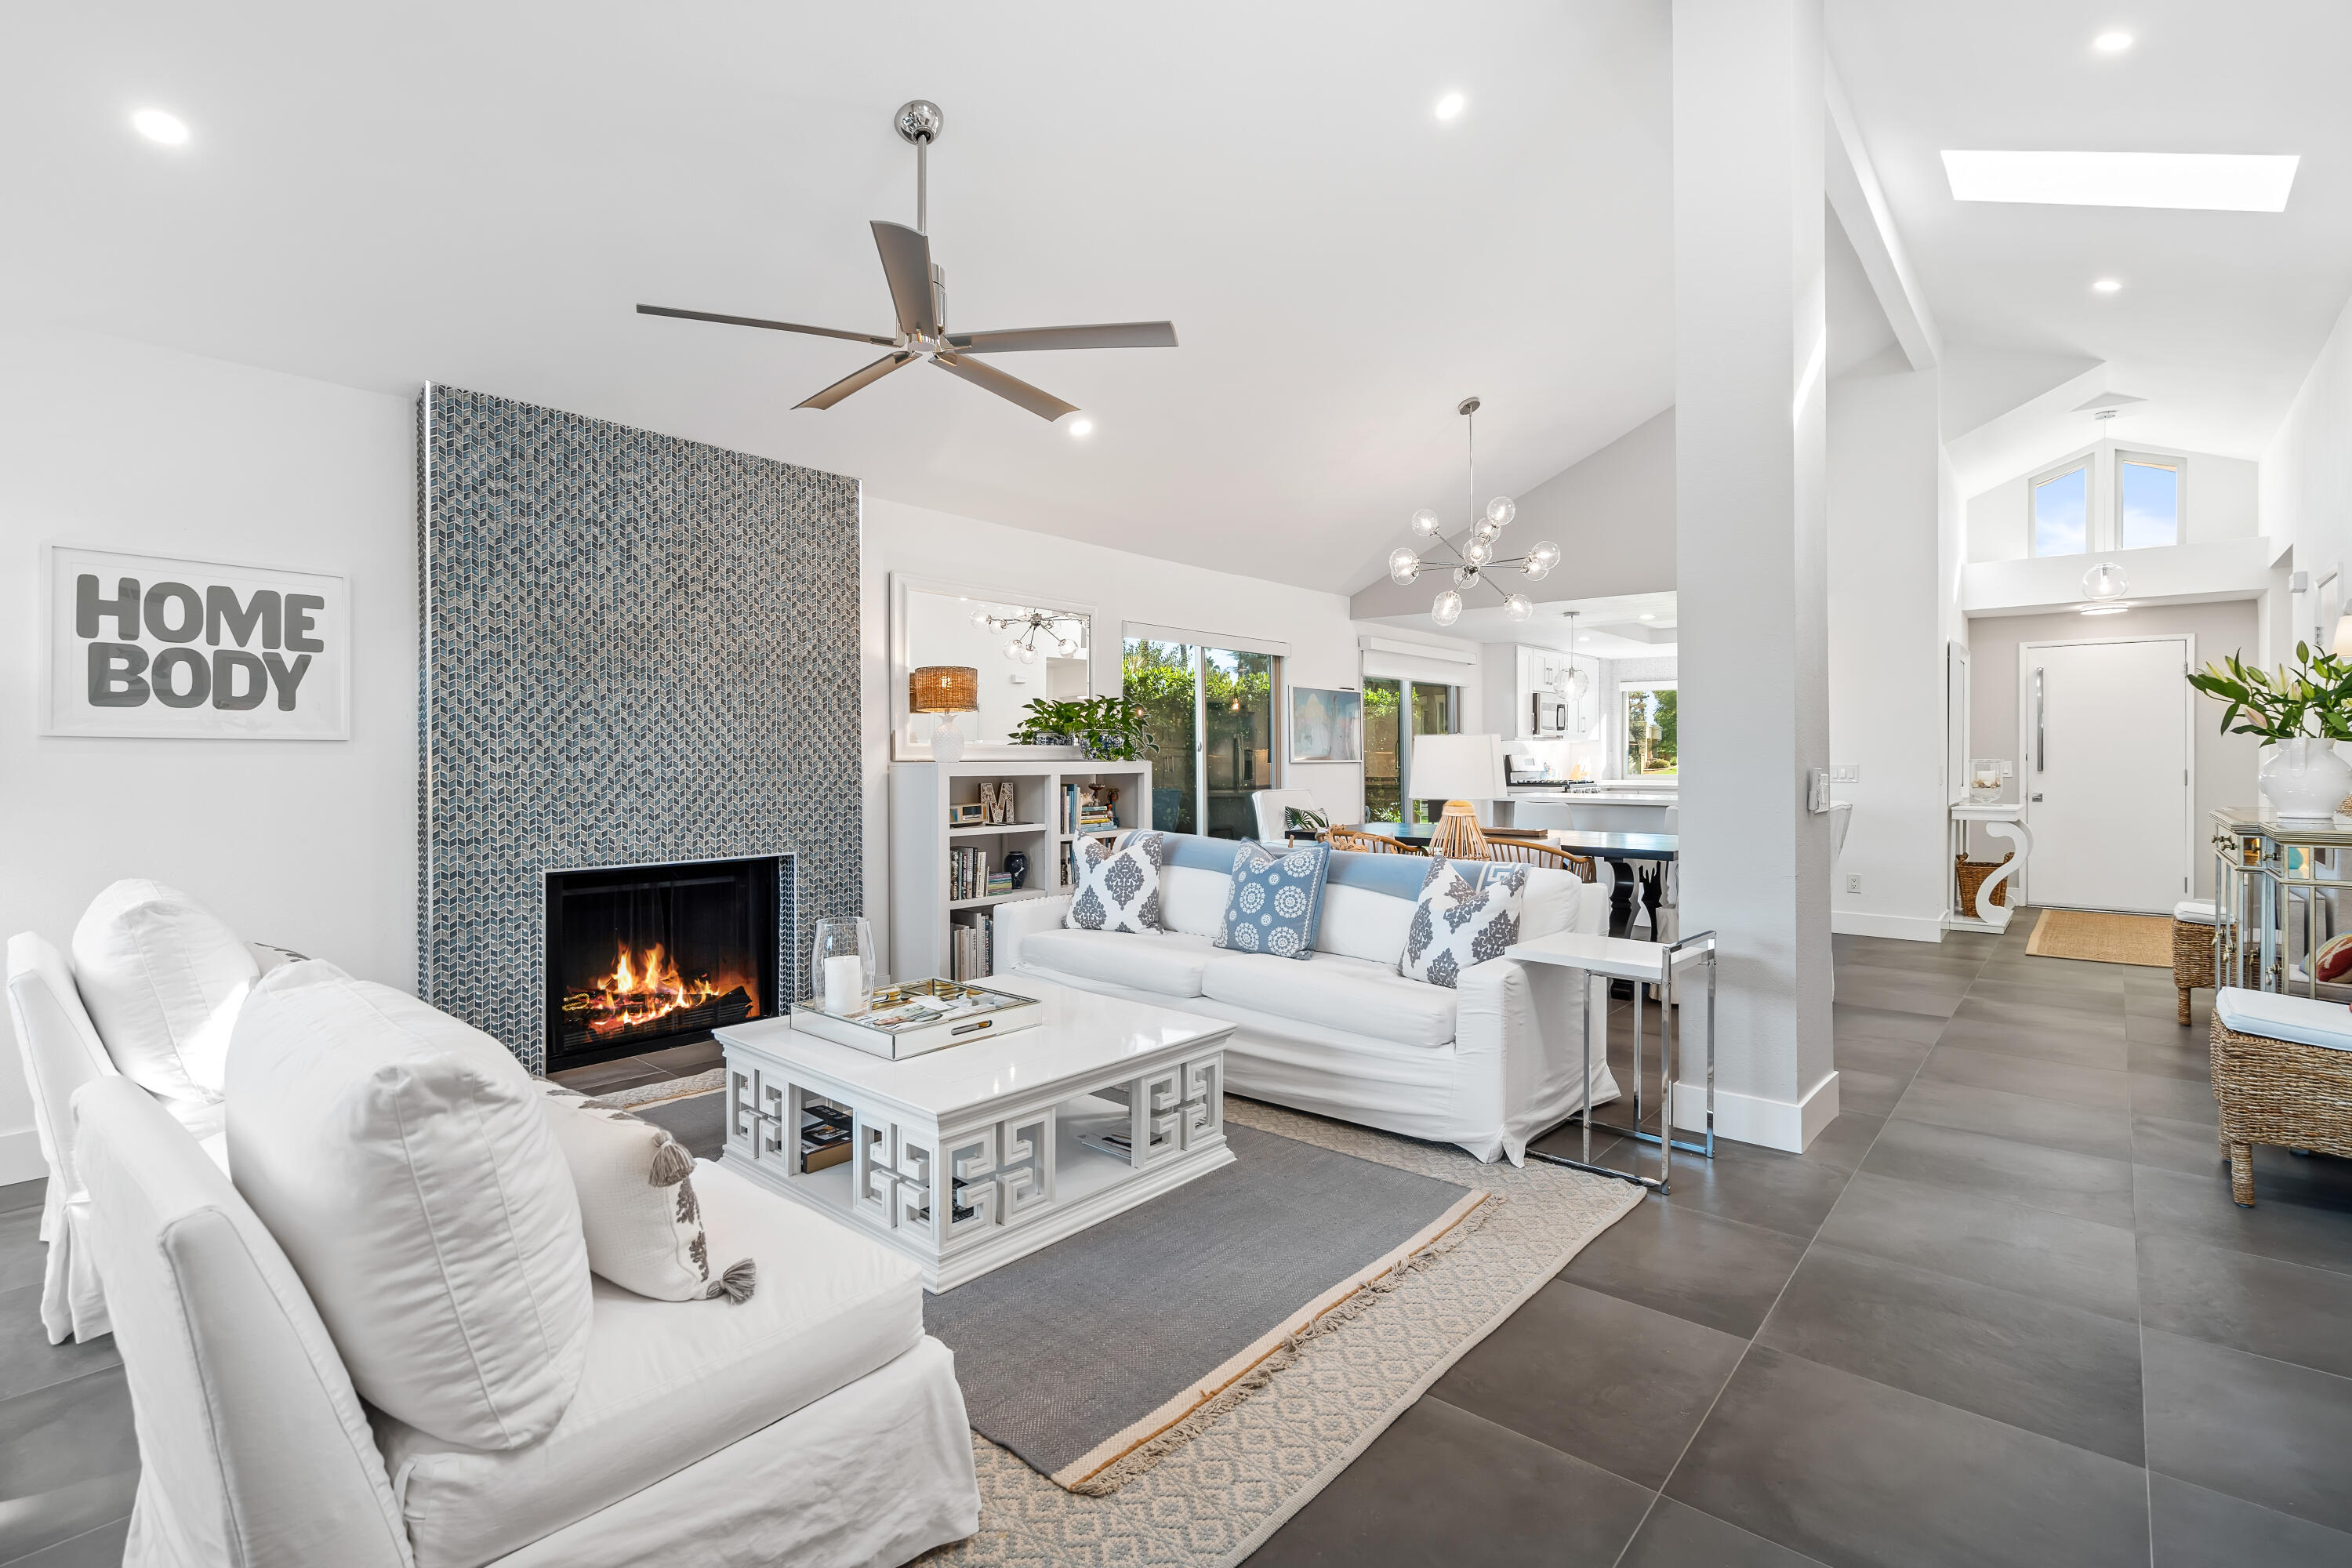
[1530, 694, 1568, 735]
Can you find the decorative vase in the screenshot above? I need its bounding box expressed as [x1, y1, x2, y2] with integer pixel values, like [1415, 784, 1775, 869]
[809, 916, 876, 1015]
[2259, 737, 2352, 822]
[1004, 851, 1029, 890]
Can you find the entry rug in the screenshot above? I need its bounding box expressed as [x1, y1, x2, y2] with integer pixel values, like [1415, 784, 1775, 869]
[924, 1121, 1487, 1494]
[915, 1097, 1643, 1568]
[2025, 908, 2173, 967]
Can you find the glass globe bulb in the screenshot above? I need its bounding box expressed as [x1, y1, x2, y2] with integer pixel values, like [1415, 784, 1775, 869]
[1504, 593, 1534, 622]
[1486, 495, 1517, 527]
[1452, 564, 1475, 586]
[1410, 507, 1443, 538]
[1004, 639, 1025, 662]
[1387, 546, 1422, 585]
[2081, 561, 2128, 601]
[1019, 642, 1040, 665]
[1464, 538, 1493, 568]
[1431, 589, 1464, 627]
[1522, 557, 1552, 582]
[1473, 519, 1498, 543]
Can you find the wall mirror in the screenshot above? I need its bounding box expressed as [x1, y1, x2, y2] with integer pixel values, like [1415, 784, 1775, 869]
[891, 573, 1095, 759]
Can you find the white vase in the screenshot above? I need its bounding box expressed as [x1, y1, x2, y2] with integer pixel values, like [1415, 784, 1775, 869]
[2260, 737, 2352, 821]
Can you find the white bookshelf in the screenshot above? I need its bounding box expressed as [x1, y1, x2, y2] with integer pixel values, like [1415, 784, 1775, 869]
[888, 757, 1152, 983]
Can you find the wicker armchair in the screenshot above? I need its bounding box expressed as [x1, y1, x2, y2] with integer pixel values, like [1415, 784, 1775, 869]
[2209, 1005, 2352, 1207]
[2172, 903, 2216, 1025]
[1478, 837, 1598, 882]
[1326, 829, 1426, 856]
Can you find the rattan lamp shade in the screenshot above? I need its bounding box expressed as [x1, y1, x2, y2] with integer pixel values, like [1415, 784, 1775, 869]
[909, 665, 979, 714]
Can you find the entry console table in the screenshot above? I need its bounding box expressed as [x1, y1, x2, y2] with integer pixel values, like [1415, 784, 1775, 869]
[2210, 805, 2352, 996]
[717, 981, 1232, 1291]
[1504, 928, 1717, 1195]
[1949, 804, 2033, 933]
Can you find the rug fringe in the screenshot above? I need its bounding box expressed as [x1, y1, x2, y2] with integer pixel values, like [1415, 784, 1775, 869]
[1066, 1192, 1504, 1497]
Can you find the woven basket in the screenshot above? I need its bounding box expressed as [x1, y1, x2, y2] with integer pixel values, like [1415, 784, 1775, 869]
[2171, 919, 2217, 1025]
[1955, 853, 2010, 909]
[2209, 1016, 2352, 1206]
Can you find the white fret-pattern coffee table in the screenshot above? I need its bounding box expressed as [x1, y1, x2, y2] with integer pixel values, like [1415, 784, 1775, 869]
[717, 979, 1233, 1291]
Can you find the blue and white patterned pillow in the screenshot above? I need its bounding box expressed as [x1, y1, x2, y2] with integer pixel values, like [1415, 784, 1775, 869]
[1214, 841, 1330, 960]
[1399, 855, 1528, 989]
[1065, 832, 1164, 933]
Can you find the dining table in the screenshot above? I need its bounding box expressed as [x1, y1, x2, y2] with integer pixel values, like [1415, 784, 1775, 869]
[1319, 826, 1679, 942]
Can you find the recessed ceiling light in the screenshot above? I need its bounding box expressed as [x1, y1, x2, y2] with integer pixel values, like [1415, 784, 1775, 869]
[1941, 150, 2299, 212]
[1434, 93, 1465, 122]
[1068, 417, 1094, 437]
[2092, 31, 2133, 53]
[2093, 278, 2123, 292]
[132, 107, 190, 146]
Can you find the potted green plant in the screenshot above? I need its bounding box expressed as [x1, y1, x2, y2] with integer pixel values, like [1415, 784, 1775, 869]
[1007, 696, 1155, 760]
[2187, 644, 2352, 820]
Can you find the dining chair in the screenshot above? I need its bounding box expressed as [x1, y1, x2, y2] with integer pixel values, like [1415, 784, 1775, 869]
[1478, 837, 1599, 882]
[1327, 829, 1428, 856]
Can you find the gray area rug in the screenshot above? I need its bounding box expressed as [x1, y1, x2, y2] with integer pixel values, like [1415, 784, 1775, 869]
[923, 1121, 1483, 1492]
[633, 1084, 724, 1156]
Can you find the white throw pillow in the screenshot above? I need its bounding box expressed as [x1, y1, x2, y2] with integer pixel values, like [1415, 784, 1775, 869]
[71, 878, 258, 1109]
[1064, 831, 1164, 933]
[226, 960, 592, 1451]
[1399, 856, 1529, 989]
[535, 1083, 755, 1304]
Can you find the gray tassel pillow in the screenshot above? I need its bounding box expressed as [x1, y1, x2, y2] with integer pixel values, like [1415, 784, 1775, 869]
[535, 1083, 754, 1305]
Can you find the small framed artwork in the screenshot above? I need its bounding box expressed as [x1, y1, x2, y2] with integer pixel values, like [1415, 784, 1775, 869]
[949, 803, 985, 826]
[1290, 686, 1363, 763]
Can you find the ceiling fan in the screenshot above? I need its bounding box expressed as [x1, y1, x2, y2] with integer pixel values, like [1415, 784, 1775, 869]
[637, 100, 1178, 422]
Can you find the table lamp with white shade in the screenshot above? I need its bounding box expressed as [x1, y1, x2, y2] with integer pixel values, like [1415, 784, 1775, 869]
[1410, 733, 1509, 859]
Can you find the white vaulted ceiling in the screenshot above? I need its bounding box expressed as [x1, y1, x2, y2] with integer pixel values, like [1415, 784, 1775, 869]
[0, 1, 1673, 594]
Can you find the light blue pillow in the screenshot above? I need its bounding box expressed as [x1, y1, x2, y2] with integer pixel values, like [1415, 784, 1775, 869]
[1214, 841, 1330, 960]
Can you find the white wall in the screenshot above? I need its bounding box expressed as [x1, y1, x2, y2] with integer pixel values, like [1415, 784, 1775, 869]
[2264, 289, 2352, 643]
[860, 493, 1475, 977]
[1965, 439, 2259, 564]
[0, 324, 417, 1182]
[1828, 354, 1951, 941]
[1965, 601, 2261, 900]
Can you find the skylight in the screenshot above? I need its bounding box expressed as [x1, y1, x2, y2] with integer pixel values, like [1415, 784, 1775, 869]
[1940, 151, 2299, 212]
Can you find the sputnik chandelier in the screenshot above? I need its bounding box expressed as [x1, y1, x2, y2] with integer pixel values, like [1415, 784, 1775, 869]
[1387, 397, 1561, 626]
[971, 604, 1084, 662]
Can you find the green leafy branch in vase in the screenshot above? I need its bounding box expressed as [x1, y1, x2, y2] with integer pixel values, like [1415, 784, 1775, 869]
[2186, 644, 2352, 742]
[1008, 696, 1156, 760]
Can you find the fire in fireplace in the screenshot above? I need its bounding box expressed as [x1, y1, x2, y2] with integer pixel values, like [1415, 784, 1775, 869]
[543, 857, 780, 1073]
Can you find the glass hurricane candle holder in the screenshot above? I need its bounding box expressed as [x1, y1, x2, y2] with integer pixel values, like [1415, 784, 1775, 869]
[810, 916, 877, 1017]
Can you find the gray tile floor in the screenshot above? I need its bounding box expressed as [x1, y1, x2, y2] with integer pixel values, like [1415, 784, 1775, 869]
[1246, 914, 2352, 1567]
[7, 927, 2351, 1566]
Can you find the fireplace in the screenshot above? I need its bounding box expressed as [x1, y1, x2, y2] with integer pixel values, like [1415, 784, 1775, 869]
[543, 858, 780, 1073]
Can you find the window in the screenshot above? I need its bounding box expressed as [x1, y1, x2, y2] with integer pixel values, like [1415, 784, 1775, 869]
[1363, 676, 1461, 826]
[2118, 452, 2182, 549]
[2031, 463, 2089, 556]
[1121, 637, 1280, 838]
[1622, 682, 1677, 777]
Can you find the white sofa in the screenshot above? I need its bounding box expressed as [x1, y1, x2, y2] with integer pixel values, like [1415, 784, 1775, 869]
[1000, 833, 1620, 1163]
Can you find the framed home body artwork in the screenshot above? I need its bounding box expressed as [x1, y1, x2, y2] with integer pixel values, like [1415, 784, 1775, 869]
[44, 545, 351, 739]
[1289, 686, 1363, 763]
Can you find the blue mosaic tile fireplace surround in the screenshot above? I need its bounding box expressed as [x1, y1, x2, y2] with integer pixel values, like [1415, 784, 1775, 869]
[418, 384, 861, 1074]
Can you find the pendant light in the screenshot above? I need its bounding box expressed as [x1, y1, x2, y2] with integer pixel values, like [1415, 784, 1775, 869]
[1387, 398, 1561, 626]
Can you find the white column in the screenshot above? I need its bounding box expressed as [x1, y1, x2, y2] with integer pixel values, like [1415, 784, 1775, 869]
[1671, 0, 1837, 1151]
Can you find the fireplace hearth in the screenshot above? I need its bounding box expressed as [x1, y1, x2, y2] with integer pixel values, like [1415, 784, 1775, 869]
[544, 858, 780, 1073]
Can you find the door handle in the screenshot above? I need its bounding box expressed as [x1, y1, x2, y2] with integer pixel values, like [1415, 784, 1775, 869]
[2031, 793, 2045, 802]
[2034, 667, 2045, 772]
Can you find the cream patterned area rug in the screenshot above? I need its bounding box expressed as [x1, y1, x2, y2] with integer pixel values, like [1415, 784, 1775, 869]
[916, 1097, 1643, 1568]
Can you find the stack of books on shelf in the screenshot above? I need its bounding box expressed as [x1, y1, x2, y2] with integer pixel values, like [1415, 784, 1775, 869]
[949, 913, 995, 982]
[949, 845, 990, 901]
[1058, 842, 1078, 888]
[1060, 782, 1120, 834]
[800, 1101, 852, 1174]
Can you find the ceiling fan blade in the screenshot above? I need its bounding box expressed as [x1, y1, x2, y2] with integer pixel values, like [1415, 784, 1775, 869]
[869, 221, 939, 337]
[636, 303, 893, 346]
[931, 351, 1080, 421]
[797, 352, 916, 410]
[946, 321, 1180, 354]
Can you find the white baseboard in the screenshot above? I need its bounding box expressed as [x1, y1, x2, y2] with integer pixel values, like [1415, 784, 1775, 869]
[0, 1126, 47, 1188]
[1831, 910, 1950, 942]
[1671, 1069, 1841, 1153]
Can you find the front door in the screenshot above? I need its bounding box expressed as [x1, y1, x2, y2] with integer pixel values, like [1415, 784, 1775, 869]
[2020, 635, 2192, 913]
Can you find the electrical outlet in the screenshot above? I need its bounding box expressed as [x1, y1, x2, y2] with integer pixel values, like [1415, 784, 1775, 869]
[1844, 873, 1862, 895]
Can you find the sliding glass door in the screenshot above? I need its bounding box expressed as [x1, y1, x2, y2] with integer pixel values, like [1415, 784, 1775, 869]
[1363, 674, 1460, 826]
[1123, 637, 1281, 838]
